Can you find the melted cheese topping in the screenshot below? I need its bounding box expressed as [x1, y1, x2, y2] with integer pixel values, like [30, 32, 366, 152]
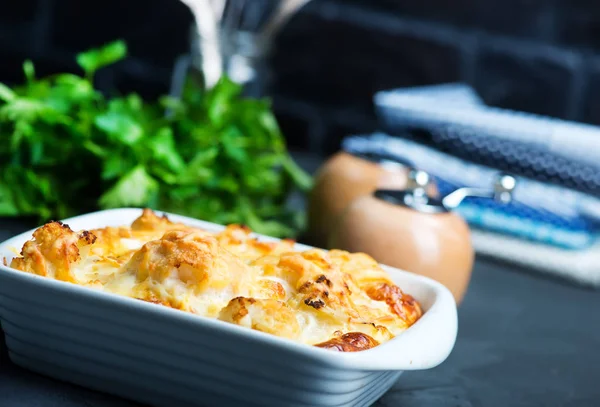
[8, 209, 422, 351]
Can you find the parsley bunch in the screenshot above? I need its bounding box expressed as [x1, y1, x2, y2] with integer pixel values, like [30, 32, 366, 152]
[0, 41, 312, 237]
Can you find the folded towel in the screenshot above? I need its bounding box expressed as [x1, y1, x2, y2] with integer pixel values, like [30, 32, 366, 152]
[471, 229, 600, 288]
[428, 126, 600, 197]
[379, 82, 484, 106]
[374, 86, 600, 170]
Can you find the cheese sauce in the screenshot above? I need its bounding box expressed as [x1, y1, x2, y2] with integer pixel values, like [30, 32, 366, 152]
[8, 209, 423, 351]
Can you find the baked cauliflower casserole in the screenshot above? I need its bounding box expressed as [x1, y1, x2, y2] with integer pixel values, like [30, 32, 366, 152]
[7, 209, 422, 352]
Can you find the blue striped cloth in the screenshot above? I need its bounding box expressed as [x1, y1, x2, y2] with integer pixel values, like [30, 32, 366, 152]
[374, 83, 600, 190]
[430, 127, 600, 197]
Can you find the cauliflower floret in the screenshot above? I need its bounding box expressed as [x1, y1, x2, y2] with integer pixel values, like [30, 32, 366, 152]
[218, 297, 301, 340]
[10, 221, 96, 282]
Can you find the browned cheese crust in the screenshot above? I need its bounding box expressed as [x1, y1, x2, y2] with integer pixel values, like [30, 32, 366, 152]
[7, 209, 423, 351]
[314, 332, 380, 352]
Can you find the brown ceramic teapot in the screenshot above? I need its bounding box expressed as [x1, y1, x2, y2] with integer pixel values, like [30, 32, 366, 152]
[307, 151, 437, 248]
[329, 170, 516, 304]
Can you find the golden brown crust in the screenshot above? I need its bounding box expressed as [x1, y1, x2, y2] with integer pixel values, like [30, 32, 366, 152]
[8, 209, 423, 351]
[216, 224, 295, 263]
[218, 297, 301, 339]
[131, 208, 188, 232]
[10, 221, 97, 282]
[328, 250, 392, 288]
[135, 295, 175, 309]
[325, 250, 423, 326]
[126, 230, 218, 286]
[289, 252, 355, 313]
[255, 279, 287, 301]
[314, 332, 379, 352]
[365, 283, 423, 326]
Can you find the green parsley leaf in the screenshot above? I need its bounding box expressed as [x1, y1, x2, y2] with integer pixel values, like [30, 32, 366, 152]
[99, 166, 159, 209]
[0, 40, 312, 237]
[94, 111, 143, 145]
[76, 40, 127, 78]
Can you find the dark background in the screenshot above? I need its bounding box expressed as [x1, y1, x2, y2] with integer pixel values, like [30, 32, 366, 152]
[2, 0, 600, 156]
[3, 4, 600, 406]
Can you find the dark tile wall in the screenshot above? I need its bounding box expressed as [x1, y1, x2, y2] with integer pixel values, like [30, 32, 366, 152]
[0, 0, 192, 97]
[2, 0, 600, 155]
[270, 0, 600, 153]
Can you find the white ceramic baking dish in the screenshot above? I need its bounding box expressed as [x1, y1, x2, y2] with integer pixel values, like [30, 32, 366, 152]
[0, 208, 458, 407]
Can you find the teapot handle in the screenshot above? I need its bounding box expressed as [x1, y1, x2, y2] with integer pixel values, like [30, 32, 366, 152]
[382, 169, 517, 212]
[442, 173, 517, 210]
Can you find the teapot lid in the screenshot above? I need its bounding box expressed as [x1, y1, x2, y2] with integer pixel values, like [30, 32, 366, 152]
[374, 169, 449, 214]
